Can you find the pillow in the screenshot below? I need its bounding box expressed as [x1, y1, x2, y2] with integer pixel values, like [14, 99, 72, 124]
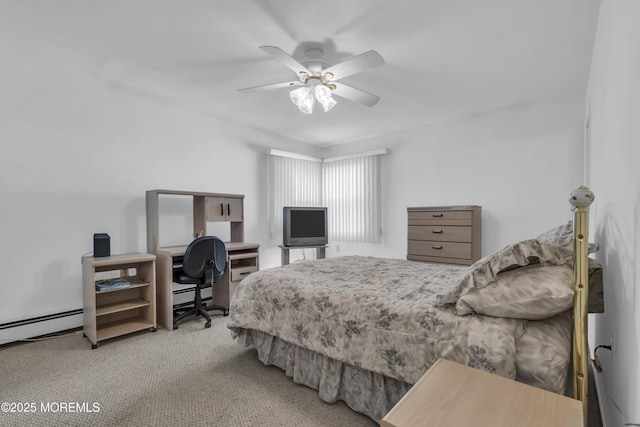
[537, 220, 600, 255]
[515, 309, 573, 394]
[536, 221, 574, 248]
[454, 264, 574, 319]
[436, 238, 573, 306]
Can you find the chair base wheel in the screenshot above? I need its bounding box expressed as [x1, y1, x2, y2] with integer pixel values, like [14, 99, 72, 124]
[205, 321, 211, 328]
[91, 343, 98, 349]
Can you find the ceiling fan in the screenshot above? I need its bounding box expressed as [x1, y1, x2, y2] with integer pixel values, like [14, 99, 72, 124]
[239, 46, 385, 113]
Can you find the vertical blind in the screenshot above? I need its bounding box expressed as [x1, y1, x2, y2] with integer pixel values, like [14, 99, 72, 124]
[268, 154, 322, 241]
[268, 150, 383, 244]
[322, 155, 380, 243]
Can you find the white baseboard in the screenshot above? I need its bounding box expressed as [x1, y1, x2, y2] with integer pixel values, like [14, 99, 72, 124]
[0, 311, 83, 346]
[593, 365, 629, 427]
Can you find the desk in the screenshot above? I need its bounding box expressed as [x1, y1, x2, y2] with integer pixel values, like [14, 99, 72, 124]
[279, 244, 327, 265]
[146, 189, 260, 330]
[155, 242, 259, 330]
[380, 358, 583, 427]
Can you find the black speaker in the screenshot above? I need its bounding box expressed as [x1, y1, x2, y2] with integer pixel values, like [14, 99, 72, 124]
[93, 233, 111, 257]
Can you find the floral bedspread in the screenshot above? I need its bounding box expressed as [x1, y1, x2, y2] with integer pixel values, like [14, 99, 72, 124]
[227, 256, 526, 384]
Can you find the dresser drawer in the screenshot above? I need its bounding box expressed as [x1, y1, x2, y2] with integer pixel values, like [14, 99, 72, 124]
[408, 210, 472, 226]
[408, 225, 472, 243]
[231, 265, 257, 282]
[407, 240, 472, 260]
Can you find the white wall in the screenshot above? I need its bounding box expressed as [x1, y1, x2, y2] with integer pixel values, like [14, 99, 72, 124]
[0, 6, 592, 374]
[322, 96, 586, 260]
[587, 0, 640, 425]
[0, 46, 317, 326]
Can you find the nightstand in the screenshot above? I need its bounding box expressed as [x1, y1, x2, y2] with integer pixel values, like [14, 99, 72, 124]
[380, 358, 583, 427]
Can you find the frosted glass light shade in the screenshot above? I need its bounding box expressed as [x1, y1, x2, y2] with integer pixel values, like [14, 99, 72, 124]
[290, 87, 315, 114]
[290, 85, 337, 114]
[315, 85, 337, 112]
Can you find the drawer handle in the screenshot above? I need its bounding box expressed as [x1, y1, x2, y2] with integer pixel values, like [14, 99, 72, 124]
[227, 203, 231, 215]
[432, 245, 443, 250]
[432, 213, 443, 217]
[239, 271, 251, 276]
[432, 230, 443, 234]
[220, 203, 224, 215]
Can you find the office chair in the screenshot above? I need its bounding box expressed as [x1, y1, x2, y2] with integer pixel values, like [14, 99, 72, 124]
[173, 236, 228, 329]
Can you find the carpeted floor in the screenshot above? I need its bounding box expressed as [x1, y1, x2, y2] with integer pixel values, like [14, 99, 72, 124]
[0, 316, 376, 427]
[0, 315, 603, 427]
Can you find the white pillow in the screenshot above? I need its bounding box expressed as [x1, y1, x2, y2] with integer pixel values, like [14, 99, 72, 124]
[437, 239, 573, 306]
[454, 264, 574, 320]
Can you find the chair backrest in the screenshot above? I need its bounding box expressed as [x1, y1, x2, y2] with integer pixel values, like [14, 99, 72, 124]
[182, 236, 227, 284]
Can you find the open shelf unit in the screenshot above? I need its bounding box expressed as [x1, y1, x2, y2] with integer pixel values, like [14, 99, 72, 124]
[82, 253, 157, 348]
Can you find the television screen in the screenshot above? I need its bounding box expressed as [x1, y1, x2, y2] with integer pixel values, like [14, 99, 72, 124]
[290, 210, 325, 238]
[283, 207, 328, 247]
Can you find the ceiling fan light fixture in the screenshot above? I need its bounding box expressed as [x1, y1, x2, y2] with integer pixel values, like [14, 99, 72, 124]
[315, 85, 337, 112]
[290, 86, 315, 114]
[319, 96, 337, 112]
[241, 46, 385, 111]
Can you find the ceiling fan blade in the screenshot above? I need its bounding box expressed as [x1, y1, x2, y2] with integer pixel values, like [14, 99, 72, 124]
[323, 50, 385, 81]
[259, 46, 311, 79]
[331, 83, 380, 107]
[239, 80, 304, 92]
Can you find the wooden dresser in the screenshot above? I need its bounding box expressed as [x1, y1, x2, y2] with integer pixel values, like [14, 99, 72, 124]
[407, 205, 481, 265]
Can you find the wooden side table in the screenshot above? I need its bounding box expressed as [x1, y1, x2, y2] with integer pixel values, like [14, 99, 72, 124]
[380, 358, 583, 427]
[279, 244, 327, 265]
[82, 253, 157, 348]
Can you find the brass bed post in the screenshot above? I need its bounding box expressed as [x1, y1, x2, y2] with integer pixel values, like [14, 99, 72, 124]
[569, 186, 594, 425]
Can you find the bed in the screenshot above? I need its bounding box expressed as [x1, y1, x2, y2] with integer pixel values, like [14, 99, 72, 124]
[227, 187, 601, 422]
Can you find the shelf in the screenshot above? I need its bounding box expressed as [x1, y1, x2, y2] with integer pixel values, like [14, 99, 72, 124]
[95, 280, 150, 294]
[83, 252, 156, 348]
[96, 319, 155, 342]
[228, 251, 259, 261]
[89, 252, 156, 267]
[96, 299, 151, 316]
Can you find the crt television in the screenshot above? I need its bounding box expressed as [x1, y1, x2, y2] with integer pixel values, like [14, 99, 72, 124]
[283, 206, 328, 247]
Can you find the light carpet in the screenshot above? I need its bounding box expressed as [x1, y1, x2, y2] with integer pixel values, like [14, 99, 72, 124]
[0, 314, 604, 427]
[0, 316, 376, 427]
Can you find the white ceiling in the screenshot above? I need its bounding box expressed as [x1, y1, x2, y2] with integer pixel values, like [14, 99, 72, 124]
[1, 0, 601, 147]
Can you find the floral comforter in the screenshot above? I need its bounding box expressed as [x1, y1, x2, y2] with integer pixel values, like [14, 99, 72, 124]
[227, 256, 527, 385]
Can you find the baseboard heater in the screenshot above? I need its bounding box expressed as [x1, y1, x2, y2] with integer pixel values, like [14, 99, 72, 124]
[0, 309, 83, 346]
[1, 287, 215, 346]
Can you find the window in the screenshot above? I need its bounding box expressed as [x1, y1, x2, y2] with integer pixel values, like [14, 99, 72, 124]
[268, 149, 384, 244]
[322, 155, 380, 243]
[268, 153, 322, 242]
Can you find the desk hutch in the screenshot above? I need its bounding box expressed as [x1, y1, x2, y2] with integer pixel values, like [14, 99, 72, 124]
[146, 190, 259, 330]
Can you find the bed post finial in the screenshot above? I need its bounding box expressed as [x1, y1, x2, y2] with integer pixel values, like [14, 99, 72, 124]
[569, 185, 595, 209]
[569, 185, 593, 426]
